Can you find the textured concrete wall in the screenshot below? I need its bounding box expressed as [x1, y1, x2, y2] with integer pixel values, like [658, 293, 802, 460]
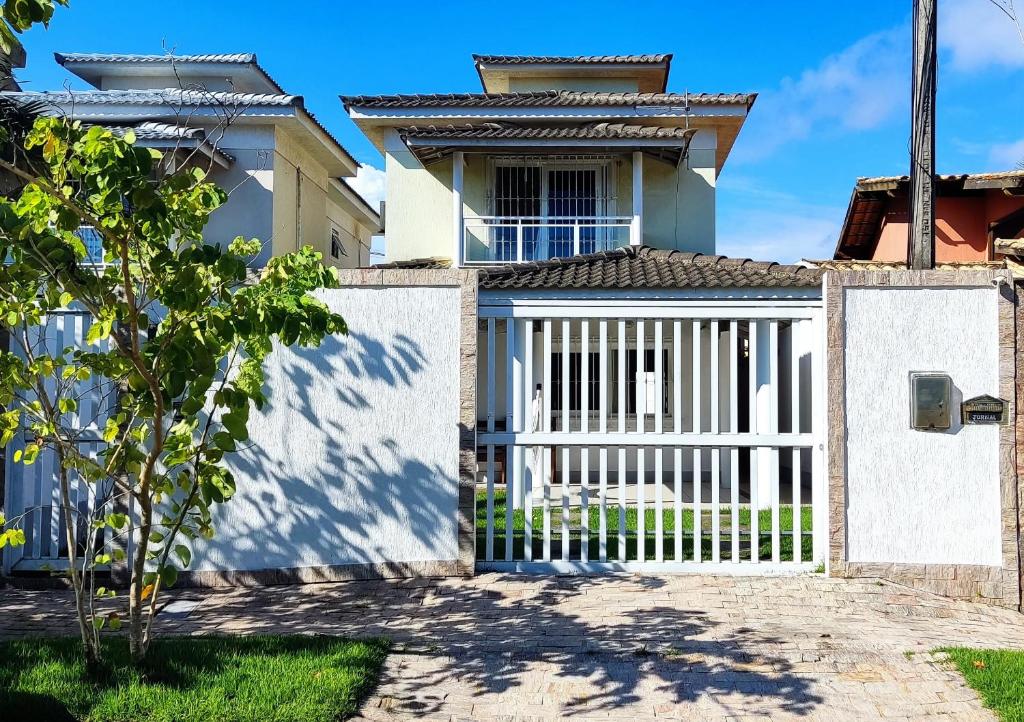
[844, 286, 1001, 565]
[187, 281, 470, 580]
[829, 270, 1019, 608]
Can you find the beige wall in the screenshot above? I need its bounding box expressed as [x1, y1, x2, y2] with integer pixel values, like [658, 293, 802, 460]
[507, 77, 639, 93]
[272, 126, 332, 260]
[383, 129, 719, 262]
[326, 195, 373, 268]
[384, 129, 455, 262]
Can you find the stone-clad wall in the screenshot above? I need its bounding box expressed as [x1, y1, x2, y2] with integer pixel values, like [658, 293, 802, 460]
[827, 270, 1021, 609]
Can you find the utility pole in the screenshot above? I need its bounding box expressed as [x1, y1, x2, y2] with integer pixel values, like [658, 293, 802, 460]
[909, 0, 937, 269]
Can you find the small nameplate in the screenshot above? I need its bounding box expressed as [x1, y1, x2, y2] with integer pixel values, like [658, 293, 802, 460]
[961, 395, 1008, 425]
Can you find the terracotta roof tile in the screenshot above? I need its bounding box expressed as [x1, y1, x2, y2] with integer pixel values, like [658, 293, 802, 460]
[478, 246, 821, 290]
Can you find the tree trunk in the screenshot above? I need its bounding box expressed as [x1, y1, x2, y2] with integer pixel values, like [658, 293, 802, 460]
[57, 456, 99, 667]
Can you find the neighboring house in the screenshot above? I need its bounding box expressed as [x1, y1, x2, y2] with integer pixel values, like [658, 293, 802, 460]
[831, 171, 1024, 265]
[1, 52, 379, 267]
[343, 54, 754, 265]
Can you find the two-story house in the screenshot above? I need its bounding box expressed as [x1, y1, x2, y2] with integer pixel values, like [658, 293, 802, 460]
[344, 54, 751, 266]
[342, 54, 829, 570]
[2, 52, 379, 267]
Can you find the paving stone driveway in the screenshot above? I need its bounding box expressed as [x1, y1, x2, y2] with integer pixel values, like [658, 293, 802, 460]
[3, 573, 1024, 721]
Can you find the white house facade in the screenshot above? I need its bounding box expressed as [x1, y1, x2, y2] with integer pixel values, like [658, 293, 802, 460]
[2, 52, 380, 268]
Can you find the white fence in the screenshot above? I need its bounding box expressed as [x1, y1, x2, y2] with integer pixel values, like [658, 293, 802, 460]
[2, 309, 116, 573]
[476, 300, 827, 573]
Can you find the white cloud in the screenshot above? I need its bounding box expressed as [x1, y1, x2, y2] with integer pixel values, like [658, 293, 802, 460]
[347, 164, 386, 210]
[941, 0, 1024, 71]
[734, 27, 908, 163]
[988, 137, 1024, 167]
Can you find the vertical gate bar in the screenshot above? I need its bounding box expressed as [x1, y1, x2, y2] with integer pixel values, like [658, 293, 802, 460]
[654, 320, 663, 434]
[692, 320, 702, 433]
[673, 319, 682, 433]
[636, 447, 645, 561]
[617, 447, 627, 562]
[506, 319, 516, 432]
[580, 447, 589, 562]
[598, 319, 608, 562]
[750, 446, 759, 563]
[692, 320, 702, 563]
[599, 319, 608, 433]
[486, 444, 495, 562]
[771, 446, 781, 564]
[730, 321, 739, 562]
[710, 320, 720, 564]
[748, 320, 758, 563]
[674, 447, 683, 561]
[524, 320, 534, 562]
[692, 447, 702, 563]
[636, 320, 645, 433]
[486, 319, 496, 434]
[599, 447, 608, 561]
[791, 320, 802, 563]
[655, 446, 664, 562]
[47, 314, 67, 557]
[792, 448, 802, 562]
[581, 319, 589, 433]
[712, 448, 721, 563]
[561, 320, 570, 433]
[561, 446, 570, 561]
[770, 320, 780, 564]
[617, 320, 626, 434]
[542, 319, 552, 561]
[506, 319, 517, 561]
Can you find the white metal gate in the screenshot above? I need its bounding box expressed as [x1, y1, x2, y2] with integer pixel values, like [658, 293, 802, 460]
[2, 309, 116, 574]
[476, 297, 826, 573]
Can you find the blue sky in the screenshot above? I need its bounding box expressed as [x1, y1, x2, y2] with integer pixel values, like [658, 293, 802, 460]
[13, 0, 1024, 261]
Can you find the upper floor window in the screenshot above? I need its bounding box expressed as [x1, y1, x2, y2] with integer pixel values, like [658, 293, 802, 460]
[330, 225, 346, 259]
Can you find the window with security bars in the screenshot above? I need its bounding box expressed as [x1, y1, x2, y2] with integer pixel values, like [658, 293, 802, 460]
[489, 157, 615, 262]
[549, 348, 669, 415]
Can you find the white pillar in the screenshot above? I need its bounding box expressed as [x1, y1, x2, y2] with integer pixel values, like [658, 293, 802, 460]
[511, 320, 527, 510]
[632, 151, 643, 246]
[452, 151, 464, 266]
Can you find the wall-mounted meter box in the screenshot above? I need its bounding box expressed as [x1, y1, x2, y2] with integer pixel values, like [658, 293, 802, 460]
[909, 373, 952, 431]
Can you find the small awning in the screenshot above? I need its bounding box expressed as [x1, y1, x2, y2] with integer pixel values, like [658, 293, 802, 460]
[398, 123, 698, 165]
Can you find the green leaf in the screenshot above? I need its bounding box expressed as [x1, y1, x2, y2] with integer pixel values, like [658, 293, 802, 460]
[159, 564, 178, 589]
[173, 544, 191, 568]
[122, 129, 136, 145]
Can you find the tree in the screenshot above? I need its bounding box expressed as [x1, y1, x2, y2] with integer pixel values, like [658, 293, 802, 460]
[0, 115, 346, 665]
[1, 0, 66, 84]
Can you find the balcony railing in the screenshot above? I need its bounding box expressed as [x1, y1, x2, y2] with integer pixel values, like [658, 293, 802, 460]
[464, 216, 634, 265]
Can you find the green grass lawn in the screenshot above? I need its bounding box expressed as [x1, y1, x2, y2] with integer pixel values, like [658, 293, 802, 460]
[0, 635, 388, 722]
[943, 648, 1024, 722]
[476, 489, 813, 562]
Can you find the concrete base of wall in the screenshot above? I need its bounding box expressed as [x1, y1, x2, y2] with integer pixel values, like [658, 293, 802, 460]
[177, 559, 470, 588]
[832, 561, 1015, 608]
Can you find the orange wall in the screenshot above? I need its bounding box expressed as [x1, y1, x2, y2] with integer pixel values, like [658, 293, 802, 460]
[869, 191, 1024, 262]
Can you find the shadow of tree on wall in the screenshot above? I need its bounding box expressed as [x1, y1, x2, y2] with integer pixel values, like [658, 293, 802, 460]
[163, 574, 824, 717]
[200, 327, 459, 576]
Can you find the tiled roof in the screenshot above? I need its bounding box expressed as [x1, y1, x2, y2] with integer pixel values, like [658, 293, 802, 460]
[110, 121, 204, 140]
[2, 88, 299, 107]
[472, 54, 672, 65]
[478, 246, 822, 290]
[857, 170, 1024, 189]
[55, 52, 258, 65]
[399, 122, 697, 141]
[809, 259, 1008, 271]
[343, 90, 755, 110]
[374, 257, 452, 269]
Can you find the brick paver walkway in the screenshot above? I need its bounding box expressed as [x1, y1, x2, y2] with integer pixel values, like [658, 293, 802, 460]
[3, 573, 1023, 720]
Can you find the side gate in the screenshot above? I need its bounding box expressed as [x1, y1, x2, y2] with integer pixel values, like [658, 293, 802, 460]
[2, 309, 116, 575]
[475, 295, 827, 573]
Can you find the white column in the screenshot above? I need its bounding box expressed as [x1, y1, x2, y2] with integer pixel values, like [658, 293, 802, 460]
[631, 151, 643, 246]
[452, 151, 465, 267]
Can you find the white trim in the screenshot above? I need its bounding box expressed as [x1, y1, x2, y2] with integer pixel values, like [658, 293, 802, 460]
[480, 288, 824, 304]
[477, 561, 819, 575]
[478, 431, 815, 447]
[632, 150, 643, 244]
[480, 304, 822, 320]
[452, 150, 465, 267]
